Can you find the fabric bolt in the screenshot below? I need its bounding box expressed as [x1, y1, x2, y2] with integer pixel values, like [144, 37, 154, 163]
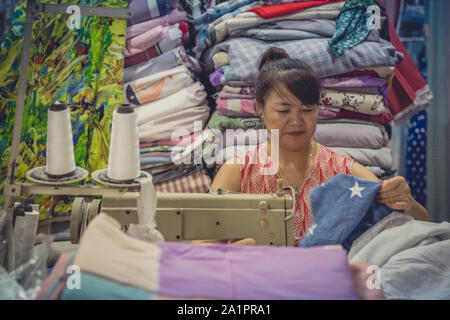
[128, 0, 171, 25]
[318, 108, 338, 119]
[140, 145, 175, 154]
[317, 117, 388, 132]
[73, 213, 162, 293]
[320, 89, 387, 115]
[216, 97, 258, 118]
[138, 104, 209, 143]
[223, 80, 255, 87]
[136, 82, 207, 125]
[328, 0, 382, 56]
[127, 9, 187, 39]
[230, 28, 325, 41]
[141, 162, 177, 172]
[249, 0, 345, 18]
[139, 134, 196, 148]
[222, 85, 255, 95]
[155, 169, 211, 193]
[206, 145, 258, 165]
[212, 3, 344, 46]
[140, 151, 173, 159]
[125, 25, 184, 68]
[209, 67, 224, 87]
[212, 51, 229, 69]
[336, 109, 393, 126]
[60, 272, 155, 300]
[348, 212, 450, 300]
[258, 19, 336, 36]
[194, 1, 267, 57]
[151, 165, 199, 185]
[125, 25, 168, 57]
[342, 66, 395, 80]
[385, 14, 431, 123]
[125, 66, 194, 105]
[330, 146, 392, 170]
[313, 123, 388, 149]
[124, 47, 189, 83]
[207, 111, 264, 132]
[320, 75, 389, 99]
[208, 37, 403, 83]
[238, 143, 354, 241]
[155, 242, 358, 300]
[300, 174, 392, 251]
[140, 157, 172, 165]
[218, 91, 254, 100]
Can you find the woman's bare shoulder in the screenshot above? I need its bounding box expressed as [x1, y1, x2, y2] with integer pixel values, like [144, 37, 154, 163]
[210, 157, 242, 193]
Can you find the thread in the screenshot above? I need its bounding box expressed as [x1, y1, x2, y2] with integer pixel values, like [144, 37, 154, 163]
[45, 102, 76, 177]
[107, 104, 141, 181]
[13, 204, 39, 266]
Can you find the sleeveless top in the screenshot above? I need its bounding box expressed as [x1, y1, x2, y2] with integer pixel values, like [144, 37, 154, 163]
[237, 142, 354, 242]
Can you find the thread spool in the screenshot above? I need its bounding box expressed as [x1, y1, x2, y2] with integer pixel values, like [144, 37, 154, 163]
[13, 204, 39, 266]
[26, 102, 88, 184]
[45, 102, 76, 177]
[107, 104, 141, 181]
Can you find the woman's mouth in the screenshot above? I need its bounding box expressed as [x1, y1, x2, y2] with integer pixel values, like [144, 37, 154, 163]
[287, 131, 305, 136]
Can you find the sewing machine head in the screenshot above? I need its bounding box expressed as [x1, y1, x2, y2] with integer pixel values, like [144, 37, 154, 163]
[70, 191, 295, 247]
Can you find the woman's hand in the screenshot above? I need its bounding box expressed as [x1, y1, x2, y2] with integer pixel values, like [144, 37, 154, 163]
[376, 176, 415, 211]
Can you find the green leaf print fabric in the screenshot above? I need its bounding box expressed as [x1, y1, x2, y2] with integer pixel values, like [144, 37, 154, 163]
[0, 0, 127, 220]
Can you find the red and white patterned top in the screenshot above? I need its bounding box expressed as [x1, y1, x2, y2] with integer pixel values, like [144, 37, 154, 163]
[238, 143, 354, 242]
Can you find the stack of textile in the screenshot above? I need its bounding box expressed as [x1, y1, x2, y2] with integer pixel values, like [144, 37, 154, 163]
[124, 0, 211, 192]
[193, 0, 407, 180]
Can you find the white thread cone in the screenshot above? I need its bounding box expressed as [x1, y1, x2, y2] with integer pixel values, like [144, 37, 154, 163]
[45, 102, 76, 176]
[107, 105, 140, 181]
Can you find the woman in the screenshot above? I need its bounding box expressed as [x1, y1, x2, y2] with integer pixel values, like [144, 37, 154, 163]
[211, 47, 430, 244]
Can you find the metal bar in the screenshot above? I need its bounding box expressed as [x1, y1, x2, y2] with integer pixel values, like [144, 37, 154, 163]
[5, 183, 135, 197]
[4, 0, 36, 210]
[35, 3, 133, 19]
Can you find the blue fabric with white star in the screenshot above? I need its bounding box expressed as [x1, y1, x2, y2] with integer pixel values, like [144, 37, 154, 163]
[299, 174, 393, 251]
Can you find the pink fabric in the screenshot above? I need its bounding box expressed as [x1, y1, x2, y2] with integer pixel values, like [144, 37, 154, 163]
[35, 252, 73, 300]
[216, 97, 258, 118]
[139, 133, 196, 148]
[126, 9, 187, 39]
[218, 91, 254, 99]
[238, 143, 354, 242]
[125, 26, 168, 57]
[318, 108, 338, 119]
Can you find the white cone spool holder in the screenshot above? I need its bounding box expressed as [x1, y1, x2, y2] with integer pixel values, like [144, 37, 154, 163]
[26, 102, 88, 184]
[92, 104, 150, 187]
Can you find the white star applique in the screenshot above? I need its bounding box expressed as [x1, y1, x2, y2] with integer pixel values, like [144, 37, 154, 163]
[349, 181, 365, 199]
[308, 224, 317, 235]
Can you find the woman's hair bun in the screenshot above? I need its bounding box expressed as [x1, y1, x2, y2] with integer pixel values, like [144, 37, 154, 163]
[258, 47, 290, 71]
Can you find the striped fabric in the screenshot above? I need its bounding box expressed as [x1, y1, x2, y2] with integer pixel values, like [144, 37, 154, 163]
[155, 169, 211, 193]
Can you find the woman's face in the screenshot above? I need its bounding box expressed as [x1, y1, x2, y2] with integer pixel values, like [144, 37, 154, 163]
[256, 85, 318, 152]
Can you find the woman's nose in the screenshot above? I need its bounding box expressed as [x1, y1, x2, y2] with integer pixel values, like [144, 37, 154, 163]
[289, 109, 305, 126]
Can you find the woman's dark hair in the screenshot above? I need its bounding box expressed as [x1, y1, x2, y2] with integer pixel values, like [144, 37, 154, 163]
[255, 47, 321, 107]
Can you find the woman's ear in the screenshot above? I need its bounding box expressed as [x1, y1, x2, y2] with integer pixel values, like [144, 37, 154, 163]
[255, 100, 264, 119]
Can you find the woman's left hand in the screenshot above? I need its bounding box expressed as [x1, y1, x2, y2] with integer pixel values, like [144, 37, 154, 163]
[376, 176, 415, 211]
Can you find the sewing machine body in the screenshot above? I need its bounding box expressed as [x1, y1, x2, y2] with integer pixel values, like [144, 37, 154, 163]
[72, 192, 295, 247]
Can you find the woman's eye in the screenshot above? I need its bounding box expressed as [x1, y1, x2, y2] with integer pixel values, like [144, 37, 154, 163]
[277, 110, 289, 113]
[303, 109, 313, 112]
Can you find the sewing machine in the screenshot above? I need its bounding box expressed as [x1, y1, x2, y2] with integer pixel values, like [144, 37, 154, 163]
[70, 183, 295, 246]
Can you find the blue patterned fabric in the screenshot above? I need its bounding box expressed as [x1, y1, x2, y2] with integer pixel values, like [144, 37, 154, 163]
[300, 174, 392, 251]
[328, 0, 380, 56]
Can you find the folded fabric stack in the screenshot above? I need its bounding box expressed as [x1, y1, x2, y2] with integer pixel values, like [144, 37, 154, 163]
[192, 0, 409, 180]
[124, 0, 211, 192]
